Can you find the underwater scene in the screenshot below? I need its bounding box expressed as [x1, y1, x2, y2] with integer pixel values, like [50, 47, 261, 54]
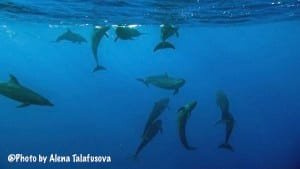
[1, 0, 300, 169]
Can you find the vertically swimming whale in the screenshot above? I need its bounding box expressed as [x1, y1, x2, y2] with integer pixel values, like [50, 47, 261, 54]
[134, 120, 162, 158]
[55, 29, 87, 44]
[0, 74, 53, 108]
[142, 97, 169, 137]
[137, 73, 185, 95]
[114, 25, 143, 41]
[153, 24, 179, 52]
[216, 111, 235, 151]
[216, 90, 235, 152]
[177, 101, 197, 150]
[91, 26, 110, 72]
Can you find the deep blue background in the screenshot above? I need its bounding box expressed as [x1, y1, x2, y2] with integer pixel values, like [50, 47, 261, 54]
[0, 21, 300, 169]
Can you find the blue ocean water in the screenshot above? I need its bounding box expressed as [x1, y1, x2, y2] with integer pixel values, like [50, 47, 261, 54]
[1, 1, 300, 169]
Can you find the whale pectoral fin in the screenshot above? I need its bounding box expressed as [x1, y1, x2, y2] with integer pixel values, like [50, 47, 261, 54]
[219, 143, 234, 152]
[173, 88, 179, 95]
[17, 103, 30, 108]
[105, 33, 109, 38]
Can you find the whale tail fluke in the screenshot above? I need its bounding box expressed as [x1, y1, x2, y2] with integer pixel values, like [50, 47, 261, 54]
[153, 45, 159, 52]
[173, 88, 179, 95]
[136, 78, 149, 87]
[93, 65, 106, 72]
[185, 146, 197, 151]
[127, 155, 140, 162]
[219, 143, 234, 152]
[153, 41, 175, 52]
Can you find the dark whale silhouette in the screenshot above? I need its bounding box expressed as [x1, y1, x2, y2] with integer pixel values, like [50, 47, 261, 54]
[142, 97, 169, 137]
[177, 101, 197, 150]
[216, 111, 235, 151]
[137, 73, 185, 95]
[0, 74, 53, 108]
[55, 29, 87, 44]
[216, 90, 235, 152]
[114, 25, 143, 41]
[153, 24, 178, 52]
[91, 26, 110, 72]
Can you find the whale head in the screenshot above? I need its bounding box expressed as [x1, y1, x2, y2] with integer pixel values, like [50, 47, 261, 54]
[41, 98, 54, 107]
[187, 101, 197, 111]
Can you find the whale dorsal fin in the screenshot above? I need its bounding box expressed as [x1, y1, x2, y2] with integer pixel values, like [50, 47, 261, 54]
[9, 74, 21, 86]
[17, 103, 30, 108]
